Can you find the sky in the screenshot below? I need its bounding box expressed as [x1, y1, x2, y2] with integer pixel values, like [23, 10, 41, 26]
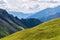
[0, 0, 60, 14]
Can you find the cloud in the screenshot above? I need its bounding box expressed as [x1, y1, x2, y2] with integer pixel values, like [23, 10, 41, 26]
[0, 0, 60, 13]
[0, 0, 7, 9]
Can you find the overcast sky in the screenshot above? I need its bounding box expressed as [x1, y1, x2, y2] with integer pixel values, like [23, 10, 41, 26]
[0, 0, 60, 14]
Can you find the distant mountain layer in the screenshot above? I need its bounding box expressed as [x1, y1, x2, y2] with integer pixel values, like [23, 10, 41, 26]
[29, 6, 60, 22]
[0, 9, 41, 38]
[1, 18, 60, 40]
[8, 11, 33, 19]
[40, 12, 60, 22]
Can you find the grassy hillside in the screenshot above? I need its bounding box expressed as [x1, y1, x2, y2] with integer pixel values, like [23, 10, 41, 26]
[0, 18, 60, 40]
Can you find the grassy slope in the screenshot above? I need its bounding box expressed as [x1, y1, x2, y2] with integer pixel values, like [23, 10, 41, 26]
[0, 18, 60, 40]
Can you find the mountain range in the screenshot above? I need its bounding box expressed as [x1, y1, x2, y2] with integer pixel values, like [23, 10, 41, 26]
[0, 6, 60, 40]
[8, 11, 33, 19]
[29, 6, 60, 22]
[0, 9, 41, 38]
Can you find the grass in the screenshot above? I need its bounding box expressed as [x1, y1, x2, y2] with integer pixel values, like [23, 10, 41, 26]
[0, 18, 60, 40]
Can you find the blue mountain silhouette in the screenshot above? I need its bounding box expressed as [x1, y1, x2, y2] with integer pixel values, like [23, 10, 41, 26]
[29, 6, 60, 22]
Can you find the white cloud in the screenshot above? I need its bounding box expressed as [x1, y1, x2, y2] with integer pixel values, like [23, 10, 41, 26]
[0, 0, 7, 9]
[0, 0, 60, 13]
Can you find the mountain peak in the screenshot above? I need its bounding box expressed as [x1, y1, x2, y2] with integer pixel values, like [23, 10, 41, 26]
[0, 9, 5, 12]
[0, 9, 8, 14]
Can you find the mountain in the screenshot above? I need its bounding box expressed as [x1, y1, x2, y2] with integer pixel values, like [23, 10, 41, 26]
[0, 9, 26, 30]
[0, 9, 26, 38]
[0, 20, 10, 38]
[40, 12, 60, 22]
[29, 6, 60, 22]
[1, 18, 60, 40]
[20, 18, 42, 28]
[0, 9, 41, 38]
[8, 11, 33, 19]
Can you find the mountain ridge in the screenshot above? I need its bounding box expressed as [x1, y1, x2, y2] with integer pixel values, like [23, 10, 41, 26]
[29, 6, 60, 22]
[8, 11, 33, 19]
[0, 9, 41, 38]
